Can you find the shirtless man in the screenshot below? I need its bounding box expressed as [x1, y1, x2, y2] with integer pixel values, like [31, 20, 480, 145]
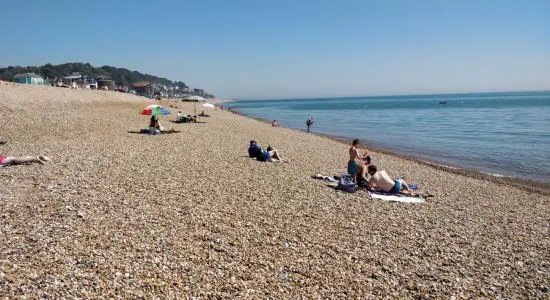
[357, 156, 372, 186]
[366, 165, 412, 194]
[348, 139, 368, 182]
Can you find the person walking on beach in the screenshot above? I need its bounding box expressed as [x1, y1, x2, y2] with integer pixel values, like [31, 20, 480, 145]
[366, 165, 413, 195]
[0, 154, 50, 166]
[306, 116, 313, 132]
[349, 139, 368, 182]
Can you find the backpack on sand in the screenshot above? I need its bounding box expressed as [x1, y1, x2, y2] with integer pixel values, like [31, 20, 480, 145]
[336, 175, 357, 193]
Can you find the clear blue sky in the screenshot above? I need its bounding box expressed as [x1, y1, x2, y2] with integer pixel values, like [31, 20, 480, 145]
[1, 0, 549, 99]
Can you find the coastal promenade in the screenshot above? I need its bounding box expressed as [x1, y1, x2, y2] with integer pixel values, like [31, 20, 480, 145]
[1, 82, 548, 298]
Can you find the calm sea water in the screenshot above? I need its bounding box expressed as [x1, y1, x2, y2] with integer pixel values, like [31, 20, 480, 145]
[230, 92, 550, 182]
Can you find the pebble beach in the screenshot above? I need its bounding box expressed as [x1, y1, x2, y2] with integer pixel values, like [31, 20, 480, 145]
[1, 82, 548, 298]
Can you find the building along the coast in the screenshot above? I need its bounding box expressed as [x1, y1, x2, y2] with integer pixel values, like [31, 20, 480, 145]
[132, 81, 152, 96]
[96, 75, 116, 90]
[14, 73, 44, 85]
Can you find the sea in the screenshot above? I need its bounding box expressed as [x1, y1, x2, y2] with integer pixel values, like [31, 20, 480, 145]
[230, 91, 550, 183]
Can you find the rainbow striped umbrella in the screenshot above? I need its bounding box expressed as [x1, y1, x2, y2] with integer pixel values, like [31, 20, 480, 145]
[140, 104, 171, 116]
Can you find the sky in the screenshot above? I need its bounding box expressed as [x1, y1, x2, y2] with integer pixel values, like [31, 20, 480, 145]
[1, 0, 549, 99]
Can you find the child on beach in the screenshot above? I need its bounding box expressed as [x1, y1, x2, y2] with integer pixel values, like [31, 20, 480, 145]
[0, 154, 50, 166]
[348, 139, 368, 182]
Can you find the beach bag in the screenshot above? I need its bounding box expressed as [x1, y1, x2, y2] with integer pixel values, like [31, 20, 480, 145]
[336, 175, 357, 193]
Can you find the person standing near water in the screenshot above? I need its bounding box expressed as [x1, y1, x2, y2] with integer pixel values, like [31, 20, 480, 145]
[306, 116, 314, 132]
[348, 139, 368, 182]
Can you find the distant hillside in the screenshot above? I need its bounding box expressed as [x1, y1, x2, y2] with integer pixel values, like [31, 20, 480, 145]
[0, 62, 188, 89]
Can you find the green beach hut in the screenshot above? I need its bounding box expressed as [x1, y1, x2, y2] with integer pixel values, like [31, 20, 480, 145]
[14, 73, 45, 85]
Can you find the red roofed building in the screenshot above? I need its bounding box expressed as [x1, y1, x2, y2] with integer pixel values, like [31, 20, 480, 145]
[132, 81, 152, 96]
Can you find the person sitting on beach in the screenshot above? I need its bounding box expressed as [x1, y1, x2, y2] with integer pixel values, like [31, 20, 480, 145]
[357, 156, 372, 186]
[149, 115, 160, 134]
[258, 146, 285, 163]
[348, 139, 368, 182]
[366, 165, 412, 194]
[272, 120, 280, 127]
[176, 111, 183, 122]
[149, 115, 167, 134]
[248, 140, 262, 159]
[0, 154, 50, 166]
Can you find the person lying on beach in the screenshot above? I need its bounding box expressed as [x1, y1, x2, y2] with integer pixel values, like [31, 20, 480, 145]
[258, 146, 285, 163]
[366, 165, 413, 195]
[357, 156, 372, 186]
[248, 140, 287, 163]
[348, 139, 368, 182]
[199, 111, 210, 117]
[248, 140, 262, 158]
[0, 154, 50, 166]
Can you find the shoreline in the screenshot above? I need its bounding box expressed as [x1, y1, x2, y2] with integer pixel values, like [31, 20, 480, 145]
[232, 110, 550, 196]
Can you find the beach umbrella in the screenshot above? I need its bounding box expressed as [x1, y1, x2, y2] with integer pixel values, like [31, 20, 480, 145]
[182, 95, 206, 117]
[140, 104, 171, 116]
[202, 103, 215, 108]
[182, 95, 205, 101]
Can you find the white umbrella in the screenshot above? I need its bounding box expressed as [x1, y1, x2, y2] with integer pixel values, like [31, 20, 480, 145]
[182, 95, 206, 101]
[202, 103, 215, 108]
[182, 95, 206, 117]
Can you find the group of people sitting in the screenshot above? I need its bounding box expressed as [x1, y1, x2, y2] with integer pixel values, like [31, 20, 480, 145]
[176, 111, 195, 123]
[247, 140, 286, 163]
[348, 139, 413, 195]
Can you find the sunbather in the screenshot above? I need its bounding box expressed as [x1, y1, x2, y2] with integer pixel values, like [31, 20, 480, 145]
[248, 140, 262, 158]
[259, 147, 285, 162]
[247, 140, 286, 162]
[366, 165, 412, 194]
[357, 156, 372, 186]
[149, 115, 161, 134]
[0, 154, 50, 166]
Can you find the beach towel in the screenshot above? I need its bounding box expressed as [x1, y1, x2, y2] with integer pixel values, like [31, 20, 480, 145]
[368, 191, 425, 203]
[137, 129, 181, 135]
[312, 174, 338, 182]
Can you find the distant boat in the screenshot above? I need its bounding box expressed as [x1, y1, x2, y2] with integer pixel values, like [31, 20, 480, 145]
[439, 101, 448, 104]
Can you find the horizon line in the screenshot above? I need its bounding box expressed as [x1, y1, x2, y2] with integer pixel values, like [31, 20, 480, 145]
[234, 89, 550, 101]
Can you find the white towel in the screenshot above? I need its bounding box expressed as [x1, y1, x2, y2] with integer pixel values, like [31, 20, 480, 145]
[368, 191, 425, 203]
